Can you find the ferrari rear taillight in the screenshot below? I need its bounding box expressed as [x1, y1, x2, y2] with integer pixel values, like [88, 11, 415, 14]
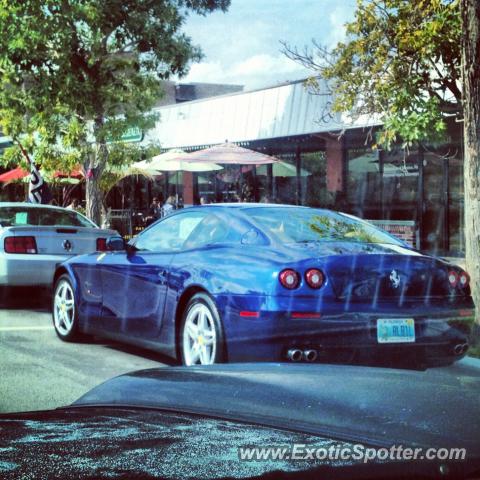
[4, 236, 37, 254]
[305, 268, 325, 289]
[448, 270, 470, 289]
[96, 238, 108, 251]
[459, 271, 470, 288]
[279, 269, 300, 289]
[448, 270, 459, 287]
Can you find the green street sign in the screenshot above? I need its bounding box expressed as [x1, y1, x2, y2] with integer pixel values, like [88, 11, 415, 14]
[107, 126, 143, 144]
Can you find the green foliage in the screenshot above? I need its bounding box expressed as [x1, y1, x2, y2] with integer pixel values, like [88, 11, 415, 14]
[288, 0, 461, 148]
[0, 0, 230, 219]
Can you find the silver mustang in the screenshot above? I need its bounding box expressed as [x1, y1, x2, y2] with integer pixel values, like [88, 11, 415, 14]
[0, 202, 116, 287]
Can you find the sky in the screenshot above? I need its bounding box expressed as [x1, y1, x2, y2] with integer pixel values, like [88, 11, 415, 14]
[180, 0, 356, 91]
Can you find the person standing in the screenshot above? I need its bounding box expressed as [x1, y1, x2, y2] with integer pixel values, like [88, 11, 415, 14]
[149, 197, 162, 219]
[163, 196, 176, 216]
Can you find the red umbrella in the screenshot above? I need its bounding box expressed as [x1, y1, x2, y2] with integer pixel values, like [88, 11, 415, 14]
[183, 142, 279, 165]
[0, 167, 28, 182]
[0, 166, 84, 183]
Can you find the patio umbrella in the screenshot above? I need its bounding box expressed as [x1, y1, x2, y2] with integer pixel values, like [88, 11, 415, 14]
[0, 167, 28, 183]
[132, 148, 222, 204]
[255, 161, 310, 177]
[183, 142, 279, 165]
[181, 143, 279, 201]
[166, 172, 211, 184]
[0, 167, 84, 184]
[133, 148, 222, 173]
[348, 152, 379, 173]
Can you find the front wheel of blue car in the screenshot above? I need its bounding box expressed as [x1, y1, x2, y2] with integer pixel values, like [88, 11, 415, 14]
[180, 293, 225, 366]
[52, 274, 82, 342]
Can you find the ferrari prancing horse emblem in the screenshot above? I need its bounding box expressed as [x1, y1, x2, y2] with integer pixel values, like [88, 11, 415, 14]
[389, 269, 401, 289]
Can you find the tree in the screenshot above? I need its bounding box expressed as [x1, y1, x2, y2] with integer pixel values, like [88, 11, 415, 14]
[0, 0, 229, 225]
[284, 0, 461, 146]
[460, 0, 480, 324]
[284, 0, 479, 321]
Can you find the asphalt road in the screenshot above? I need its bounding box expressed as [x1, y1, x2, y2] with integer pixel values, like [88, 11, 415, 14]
[2, 288, 479, 415]
[0, 288, 171, 414]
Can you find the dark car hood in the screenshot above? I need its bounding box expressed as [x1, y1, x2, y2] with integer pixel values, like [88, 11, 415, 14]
[2, 408, 474, 480]
[71, 359, 480, 451]
[0, 408, 345, 479]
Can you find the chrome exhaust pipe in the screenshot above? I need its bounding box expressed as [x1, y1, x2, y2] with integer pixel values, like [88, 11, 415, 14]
[287, 349, 303, 362]
[303, 349, 318, 363]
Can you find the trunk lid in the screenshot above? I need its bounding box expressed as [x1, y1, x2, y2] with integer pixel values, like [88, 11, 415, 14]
[323, 253, 451, 302]
[287, 242, 469, 305]
[5, 226, 116, 255]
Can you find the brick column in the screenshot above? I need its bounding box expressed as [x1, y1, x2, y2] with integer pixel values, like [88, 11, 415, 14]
[325, 137, 345, 193]
[183, 171, 194, 206]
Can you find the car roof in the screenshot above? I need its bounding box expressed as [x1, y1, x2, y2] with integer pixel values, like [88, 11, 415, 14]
[0, 202, 70, 212]
[198, 203, 311, 210]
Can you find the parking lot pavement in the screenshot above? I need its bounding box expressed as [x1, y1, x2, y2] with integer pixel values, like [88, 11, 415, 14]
[0, 288, 171, 414]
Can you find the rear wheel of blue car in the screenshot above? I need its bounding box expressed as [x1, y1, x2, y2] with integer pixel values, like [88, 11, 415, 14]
[52, 274, 82, 342]
[180, 293, 225, 366]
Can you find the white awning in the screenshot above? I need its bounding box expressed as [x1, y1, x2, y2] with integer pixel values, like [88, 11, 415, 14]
[144, 78, 381, 149]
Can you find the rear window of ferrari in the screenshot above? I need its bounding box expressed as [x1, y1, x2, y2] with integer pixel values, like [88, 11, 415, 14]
[244, 207, 404, 246]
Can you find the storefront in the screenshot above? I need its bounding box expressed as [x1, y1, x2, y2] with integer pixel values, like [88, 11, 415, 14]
[141, 78, 465, 257]
[1, 79, 463, 256]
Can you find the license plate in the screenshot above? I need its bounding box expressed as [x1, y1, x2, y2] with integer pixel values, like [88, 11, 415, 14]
[377, 318, 415, 343]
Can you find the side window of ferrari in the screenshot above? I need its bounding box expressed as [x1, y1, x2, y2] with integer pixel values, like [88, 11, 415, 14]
[135, 212, 207, 252]
[183, 214, 230, 249]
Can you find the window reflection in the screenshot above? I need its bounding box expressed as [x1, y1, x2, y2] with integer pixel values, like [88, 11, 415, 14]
[347, 148, 383, 218]
[302, 151, 329, 207]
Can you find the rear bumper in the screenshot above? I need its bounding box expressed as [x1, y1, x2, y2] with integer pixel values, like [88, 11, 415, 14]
[0, 253, 72, 286]
[215, 295, 475, 363]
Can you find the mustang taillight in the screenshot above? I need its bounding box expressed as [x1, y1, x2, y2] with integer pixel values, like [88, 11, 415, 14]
[305, 268, 325, 289]
[279, 269, 300, 289]
[96, 238, 108, 251]
[4, 236, 37, 254]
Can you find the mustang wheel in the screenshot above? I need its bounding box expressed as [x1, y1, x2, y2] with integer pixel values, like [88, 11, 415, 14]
[180, 293, 225, 366]
[53, 274, 81, 341]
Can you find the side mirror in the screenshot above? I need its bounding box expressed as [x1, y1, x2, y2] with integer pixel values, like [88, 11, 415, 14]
[106, 235, 126, 252]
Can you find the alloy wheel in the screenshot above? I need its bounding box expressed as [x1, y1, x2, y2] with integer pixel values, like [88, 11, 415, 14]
[182, 303, 217, 365]
[53, 279, 75, 336]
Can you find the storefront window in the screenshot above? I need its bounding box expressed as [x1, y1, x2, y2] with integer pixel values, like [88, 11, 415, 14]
[381, 149, 419, 221]
[268, 153, 297, 204]
[346, 148, 383, 218]
[422, 152, 446, 254]
[252, 164, 271, 202]
[203, 165, 242, 202]
[301, 151, 329, 207]
[197, 170, 219, 203]
[448, 156, 465, 255]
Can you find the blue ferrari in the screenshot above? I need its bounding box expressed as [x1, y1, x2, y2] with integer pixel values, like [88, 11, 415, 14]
[52, 204, 475, 366]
